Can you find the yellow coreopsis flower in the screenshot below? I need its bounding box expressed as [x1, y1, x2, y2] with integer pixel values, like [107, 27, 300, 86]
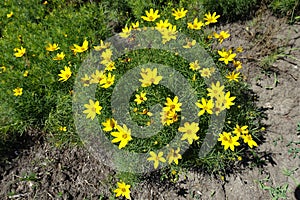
[141, 8, 160, 22]
[160, 25, 177, 44]
[100, 72, 115, 88]
[70, 39, 89, 54]
[147, 151, 166, 169]
[58, 66, 72, 82]
[131, 21, 140, 30]
[204, 12, 220, 25]
[207, 81, 225, 99]
[59, 126, 67, 132]
[233, 60, 243, 71]
[139, 68, 163, 87]
[242, 134, 258, 148]
[218, 49, 236, 65]
[233, 124, 249, 137]
[46, 43, 60, 51]
[102, 118, 117, 132]
[111, 124, 132, 149]
[226, 71, 240, 82]
[81, 74, 91, 87]
[214, 31, 230, 43]
[114, 181, 131, 200]
[90, 70, 105, 84]
[224, 91, 236, 109]
[134, 92, 147, 104]
[83, 99, 102, 120]
[167, 148, 182, 165]
[183, 39, 196, 48]
[53, 52, 65, 60]
[200, 68, 212, 78]
[178, 122, 200, 144]
[23, 70, 29, 77]
[13, 87, 23, 96]
[163, 96, 182, 112]
[14, 47, 26, 57]
[218, 132, 240, 151]
[189, 60, 200, 71]
[196, 98, 214, 116]
[7, 11, 13, 18]
[104, 61, 116, 71]
[156, 19, 172, 30]
[187, 18, 204, 30]
[119, 25, 132, 38]
[172, 8, 188, 20]
[93, 40, 110, 51]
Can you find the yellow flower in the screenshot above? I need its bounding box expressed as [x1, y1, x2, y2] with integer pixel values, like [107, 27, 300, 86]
[232, 124, 248, 137]
[167, 148, 182, 165]
[58, 66, 72, 82]
[7, 11, 13, 18]
[200, 67, 212, 78]
[163, 96, 182, 112]
[159, 25, 177, 44]
[119, 25, 132, 38]
[147, 151, 166, 169]
[214, 31, 230, 43]
[226, 71, 240, 82]
[178, 122, 200, 144]
[111, 124, 132, 149]
[45, 43, 60, 51]
[218, 49, 236, 65]
[13, 87, 23, 96]
[187, 18, 204, 30]
[93, 40, 110, 51]
[14, 47, 26, 57]
[100, 49, 113, 66]
[100, 72, 115, 88]
[233, 60, 242, 71]
[189, 60, 200, 71]
[183, 39, 196, 48]
[172, 8, 188, 20]
[23, 70, 29, 77]
[104, 61, 116, 71]
[156, 19, 172, 30]
[141, 8, 160, 22]
[81, 74, 91, 87]
[113, 181, 131, 200]
[131, 21, 140, 30]
[0, 66, 6, 73]
[224, 91, 236, 109]
[134, 92, 147, 104]
[90, 70, 105, 84]
[204, 12, 220, 25]
[70, 39, 88, 54]
[207, 81, 225, 99]
[160, 110, 177, 126]
[196, 98, 214, 116]
[236, 46, 243, 53]
[53, 52, 65, 60]
[102, 118, 117, 132]
[59, 126, 67, 132]
[218, 132, 240, 151]
[139, 68, 163, 87]
[242, 134, 258, 148]
[83, 99, 102, 120]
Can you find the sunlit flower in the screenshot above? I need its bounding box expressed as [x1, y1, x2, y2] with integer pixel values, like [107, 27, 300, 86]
[187, 18, 204, 30]
[200, 68, 212, 78]
[242, 134, 258, 148]
[196, 98, 214, 116]
[14, 47, 26, 57]
[90, 70, 105, 84]
[120, 25, 132, 38]
[226, 71, 240, 82]
[13, 87, 23, 96]
[81, 74, 91, 86]
[207, 81, 225, 99]
[100, 49, 113, 66]
[104, 61, 116, 71]
[131, 21, 140, 30]
[160, 25, 177, 44]
[58, 66, 72, 82]
[218, 132, 240, 151]
[156, 19, 172, 30]
[204, 12, 220, 25]
[172, 8, 188, 20]
[83, 99, 102, 120]
[189, 60, 200, 71]
[70, 39, 88, 54]
[224, 91, 236, 109]
[100, 72, 115, 88]
[23, 70, 29, 77]
[233, 60, 242, 71]
[53, 52, 65, 60]
[113, 181, 131, 200]
[236, 46, 243, 53]
[7, 11, 13, 18]
[214, 31, 230, 43]
[163, 96, 182, 112]
[111, 124, 132, 149]
[102, 118, 117, 132]
[59, 126, 67, 132]
[218, 49, 236, 65]
[233, 124, 248, 137]
[134, 92, 147, 104]
[141, 8, 160, 22]
[46, 43, 60, 51]
[147, 151, 166, 169]
[0, 66, 6, 73]
[179, 122, 200, 144]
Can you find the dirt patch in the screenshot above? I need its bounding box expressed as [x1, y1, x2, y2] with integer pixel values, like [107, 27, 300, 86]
[1, 8, 300, 200]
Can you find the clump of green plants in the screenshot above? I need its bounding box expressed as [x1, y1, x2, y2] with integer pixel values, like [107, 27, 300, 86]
[270, 0, 300, 22]
[1, 1, 265, 199]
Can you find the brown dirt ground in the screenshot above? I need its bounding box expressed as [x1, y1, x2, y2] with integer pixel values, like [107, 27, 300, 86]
[1, 8, 300, 200]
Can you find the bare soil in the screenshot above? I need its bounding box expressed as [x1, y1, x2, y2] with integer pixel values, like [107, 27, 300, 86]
[1, 8, 300, 200]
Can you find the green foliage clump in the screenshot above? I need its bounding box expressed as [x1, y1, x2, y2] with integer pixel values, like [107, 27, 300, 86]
[270, 0, 300, 22]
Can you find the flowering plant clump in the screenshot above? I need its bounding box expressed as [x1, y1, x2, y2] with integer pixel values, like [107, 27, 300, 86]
[0, 1, 264, 198]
